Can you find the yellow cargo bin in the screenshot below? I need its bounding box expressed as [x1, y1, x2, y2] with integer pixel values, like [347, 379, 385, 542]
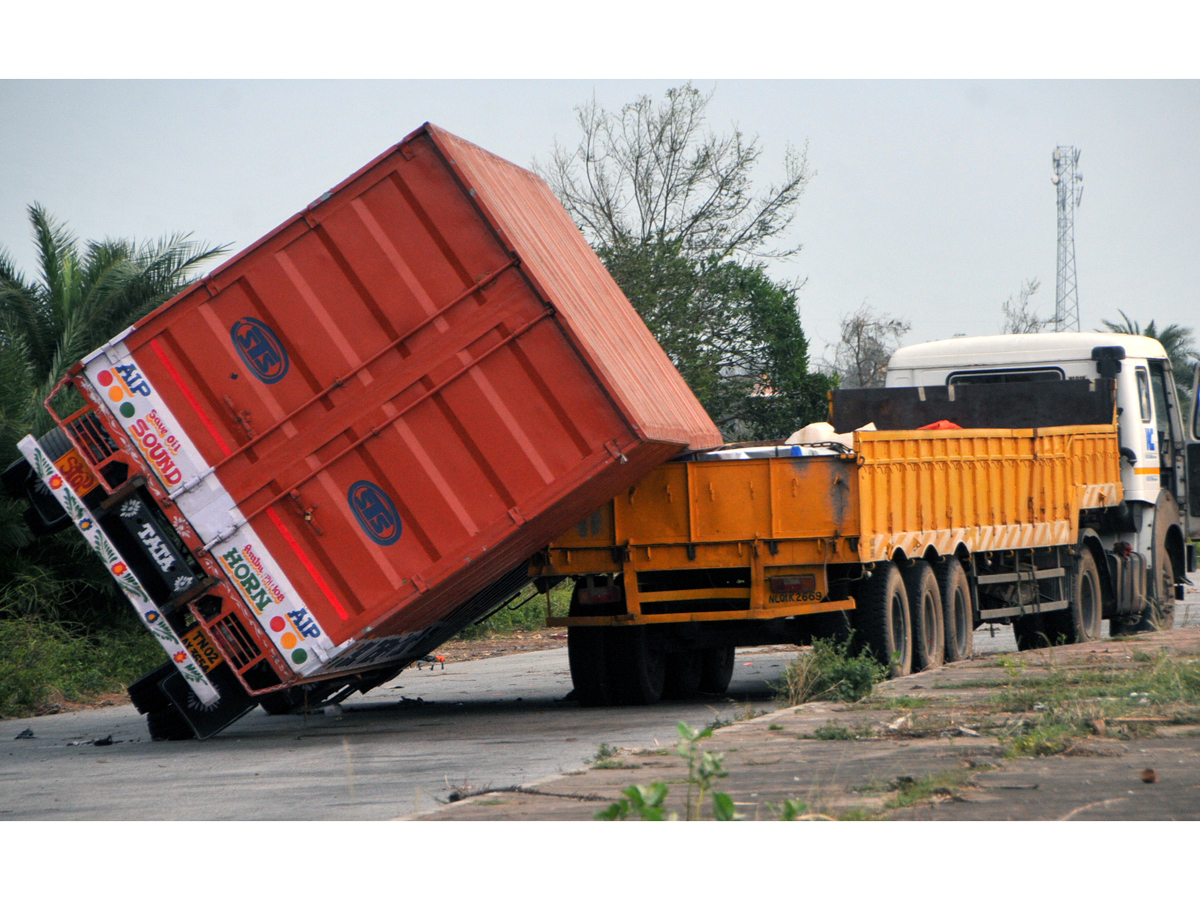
[537, 421, 1121, 627]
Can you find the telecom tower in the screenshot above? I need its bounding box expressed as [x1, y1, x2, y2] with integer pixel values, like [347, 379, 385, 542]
[1052, 146, 1083, 332]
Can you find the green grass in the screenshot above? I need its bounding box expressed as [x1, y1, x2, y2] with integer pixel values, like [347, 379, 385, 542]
[812, 723, 855, 741]
[862, 696, 933, 711]
[984, 651, 1200, 756]
[1005, 722, 1077, 757]
[0, 618, 163, 718]
[456, 582, 572, 640]
[589, 742, 620, 764]
[883, 770, 972, 809]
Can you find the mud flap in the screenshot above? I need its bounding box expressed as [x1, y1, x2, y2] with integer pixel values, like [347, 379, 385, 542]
[159, 662, 257, 740]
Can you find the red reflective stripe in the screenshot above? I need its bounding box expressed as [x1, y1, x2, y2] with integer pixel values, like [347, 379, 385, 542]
[148, 339, 232, 456]
[266, 507, 349, 621]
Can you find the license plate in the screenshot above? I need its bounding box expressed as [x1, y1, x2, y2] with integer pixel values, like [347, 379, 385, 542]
[54, 448, 98, 495]
[182, 626, 223, 673]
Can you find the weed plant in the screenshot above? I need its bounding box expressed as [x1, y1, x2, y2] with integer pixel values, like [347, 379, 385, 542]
[775, 637, 887, 706]
[812, 723, 855, 741]
[596, 722, 737, 821]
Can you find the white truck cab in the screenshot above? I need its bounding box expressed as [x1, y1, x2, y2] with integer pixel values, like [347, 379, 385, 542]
[885, 332, 1198, 631]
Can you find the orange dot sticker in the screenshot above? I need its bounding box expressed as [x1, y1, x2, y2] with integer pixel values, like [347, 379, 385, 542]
[108, 385, 125, 402]
[281, 633, 297, 650]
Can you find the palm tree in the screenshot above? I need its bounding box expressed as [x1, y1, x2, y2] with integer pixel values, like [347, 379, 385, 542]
[1103, 310, 1199, 428]
[0, 204, 224, 622]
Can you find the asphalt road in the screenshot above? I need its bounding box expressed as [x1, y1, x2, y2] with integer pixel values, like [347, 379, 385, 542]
[3, 585, 1196, 820]
[0, 646, 791, 820]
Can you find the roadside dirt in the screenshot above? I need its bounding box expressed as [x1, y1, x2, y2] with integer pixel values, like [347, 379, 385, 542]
[417, 627, 1200, 821]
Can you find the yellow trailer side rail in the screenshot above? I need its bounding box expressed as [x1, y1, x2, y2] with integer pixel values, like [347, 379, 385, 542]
[538, 422, 1121, 626]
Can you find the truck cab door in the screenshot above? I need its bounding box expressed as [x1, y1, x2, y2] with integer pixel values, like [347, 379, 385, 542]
[1148, 360, 1187, 508]
[1187, 361, 1200, 540]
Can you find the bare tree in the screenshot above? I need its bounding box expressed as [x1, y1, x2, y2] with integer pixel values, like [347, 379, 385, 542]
[1000, 277, 1053, 334]
[825, 304, 911, 389]
[540, 84, 811, 263]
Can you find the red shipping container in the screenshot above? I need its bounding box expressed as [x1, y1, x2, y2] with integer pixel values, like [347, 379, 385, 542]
[65, 123, 721, 686]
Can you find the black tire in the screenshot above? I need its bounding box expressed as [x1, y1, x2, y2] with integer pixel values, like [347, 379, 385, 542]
[258, 681, 342, 715]
[1047, 550, 1103, 644]
[935, 557, 974, 662]
[854, 562, 912, 677]
[567, 586, 616, 707]
[1109, 615, 1139, 637]
[807, 610, 853, 645]
[1012, 613, 1051, 651]
[606, 626, 666, 705]
[1139, 541, 1177, 632]
[258, 687, 309, 715]
[698, 646, 735, 694]
[663, 651, 703, 700]
[904, 561, 944, 672]
[127, 663, 176, 714]
[146, 705, 196, 741]
[568, 626, 615, 707]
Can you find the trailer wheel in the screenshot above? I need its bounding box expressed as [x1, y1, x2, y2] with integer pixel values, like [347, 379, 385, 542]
[904, 562, 944, 671]
[698, 646, 735, 694]
[607, 627, 666, 705]
[1138, 542, 1177, 632]
[935, 557, 973, 662]
[855, 562, 912, 677]
[567, 590, 616, 707]
[127, 662, 176, 714]
[1049, 550, 1103, 643]
[1012, 613, 1051, 650]
[663, 651, 704, 700]
[146, 705, 196, 742]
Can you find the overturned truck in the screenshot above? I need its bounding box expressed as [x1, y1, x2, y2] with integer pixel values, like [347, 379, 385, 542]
[3, 123, 721, 739]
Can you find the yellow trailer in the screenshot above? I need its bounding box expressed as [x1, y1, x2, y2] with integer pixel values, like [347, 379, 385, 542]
[532, 376, 1131, 706]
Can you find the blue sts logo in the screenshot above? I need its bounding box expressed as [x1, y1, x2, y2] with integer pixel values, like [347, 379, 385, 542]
[231, 317, 289, 384]
[348, 481, 402, 546]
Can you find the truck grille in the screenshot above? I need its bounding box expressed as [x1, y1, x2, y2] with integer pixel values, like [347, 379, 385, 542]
[211, 614, 261, 670]
[65, 410, 118, 466]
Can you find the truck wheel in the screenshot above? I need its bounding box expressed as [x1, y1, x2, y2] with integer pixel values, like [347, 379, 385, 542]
[146, 705, 196, 741]
[1012, 613, 1051, 650]
[808, 610, 853, 645]
[904, 561, 944, 671]
[567, 588, 616, 706]
[855, 562, 912, 678]
[698, 646, 735, 694]
[606, 627, 666, 705]
[935, 557, 973, 662]
[568, 626, 615, 707]
[127, 662, 176, 714]
[663, 651, 703, 700]
[1052, 550, 1103, 643]
[1138, 545, 1177, 632]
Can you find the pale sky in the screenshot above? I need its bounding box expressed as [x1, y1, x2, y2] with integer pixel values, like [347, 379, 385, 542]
[3, 16, 1199, 368]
